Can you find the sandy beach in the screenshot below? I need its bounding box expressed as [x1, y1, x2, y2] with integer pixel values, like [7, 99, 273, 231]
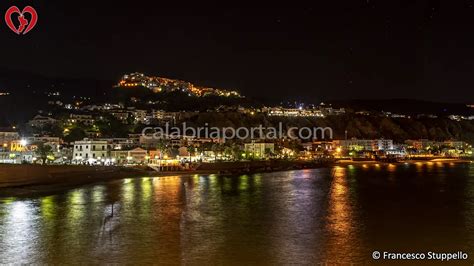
[0, 159, 471, 197]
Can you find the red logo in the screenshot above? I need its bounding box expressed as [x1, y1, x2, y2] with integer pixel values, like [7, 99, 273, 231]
[5, 6, 38, 35]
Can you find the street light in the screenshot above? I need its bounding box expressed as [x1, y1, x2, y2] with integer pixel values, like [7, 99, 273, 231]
[20, 139, 27, 147]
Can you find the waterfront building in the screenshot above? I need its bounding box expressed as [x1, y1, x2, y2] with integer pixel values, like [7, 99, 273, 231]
[0, 151, 34, 164]
[110, 147, 148, 164]
[72, 139, 109, 163]
[244, 142, 275, 158]
[98, 138, 138, 150]
[10, 140, 28, 152]
[443, 140, 469, 150]
[405, 139, 439, 150]
[333, 138, 394, 151]
[312, 140, 336, 151]
[26, 136, 62, 145]
[0, 129, 19, 152]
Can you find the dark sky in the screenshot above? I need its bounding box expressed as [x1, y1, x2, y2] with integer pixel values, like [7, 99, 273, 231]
[1, 1, 474, 102]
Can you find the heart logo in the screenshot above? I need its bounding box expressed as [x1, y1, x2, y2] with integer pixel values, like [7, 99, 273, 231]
[4, 6, 38, 35]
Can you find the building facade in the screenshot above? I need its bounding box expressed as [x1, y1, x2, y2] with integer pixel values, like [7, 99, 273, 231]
[73, 140, 109, 163]
[0, 129, 19, 151]
[333, 139, 394, 151]
[244, 142, 275, 158]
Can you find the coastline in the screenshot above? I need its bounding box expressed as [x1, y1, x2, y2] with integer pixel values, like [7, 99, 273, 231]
[334, 158, 473, 165]
[0, 159, 471, 197]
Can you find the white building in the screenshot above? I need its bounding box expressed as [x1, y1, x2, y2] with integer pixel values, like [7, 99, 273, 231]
[68, 114, 95, 126]
[28, 115, 58, 128]
[244, 142, 275, 158]
[333, 139, 393, 151]
[130, 109, 147, 123]
[73, 139, 110, 164]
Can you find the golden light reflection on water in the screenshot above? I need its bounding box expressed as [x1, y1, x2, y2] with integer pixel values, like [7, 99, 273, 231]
[239, 175, 249, 190]
[324, 166, 359, 263]
[253, 174, 262, 186]
[67, 189, 86, 221]
[141, 178, 153, 202]
[122, 178, 136, 204]
[1, 163, 472, 264]
[0, 197, 16, 205]
[91, 186, 104, 203]
[40, 196, 56, 221]
[387, 163, 397, 172]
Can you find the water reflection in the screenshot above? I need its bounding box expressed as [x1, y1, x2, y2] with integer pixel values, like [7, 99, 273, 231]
[324, 166, 362, 263]
[0, 163, 473, 264]
[0, 200, 40, 262]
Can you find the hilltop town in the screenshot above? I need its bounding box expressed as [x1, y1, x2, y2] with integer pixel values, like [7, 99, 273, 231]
[1, 72, 473, 167]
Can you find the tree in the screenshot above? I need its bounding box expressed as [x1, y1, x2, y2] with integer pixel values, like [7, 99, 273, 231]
[264, 147, 273, 159]
[64, 127, 87, 143]
[35, 142, 53, 165]
[231, 142, 243, 161]
[156, 139, 170, 159]
[186, 145, 194, 161]
[211, 143, 222, 161]
[95, 116, 130, 137]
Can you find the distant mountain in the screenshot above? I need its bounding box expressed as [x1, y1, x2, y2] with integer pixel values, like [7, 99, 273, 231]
[329, 99, 474, 116]
[1, 68, 473, 125]
[0, 68, 115, 123]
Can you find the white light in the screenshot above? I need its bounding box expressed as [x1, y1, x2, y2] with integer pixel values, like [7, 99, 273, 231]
[20, 139, 27, 146]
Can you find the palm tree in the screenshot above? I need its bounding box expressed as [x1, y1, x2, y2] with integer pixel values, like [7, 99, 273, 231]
[187, 145, 194, 162]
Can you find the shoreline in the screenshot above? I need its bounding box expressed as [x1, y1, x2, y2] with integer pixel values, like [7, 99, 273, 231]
[0, 159, 471, 197]
[334, 158, 473, 165]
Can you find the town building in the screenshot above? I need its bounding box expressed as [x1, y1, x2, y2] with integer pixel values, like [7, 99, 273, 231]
[72, 139, 109, 163]
[405, 139, 439, 150]
[10, 139, 28, 152]
[28, 115, 58, 128]
[110, 147, 148, 164]
[333, 138, 394, 151]
[443, 140, 468, 150]
[98, 138, 138, 150]
[110, 110, 130, 122]
[128, 109, 147, 124]
[0, 129, 19, 151]
[244, 142, 275, 158]
[68, 113, 95, 126]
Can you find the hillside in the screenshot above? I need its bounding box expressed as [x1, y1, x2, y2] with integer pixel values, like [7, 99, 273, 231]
[174, 112, 474, 143]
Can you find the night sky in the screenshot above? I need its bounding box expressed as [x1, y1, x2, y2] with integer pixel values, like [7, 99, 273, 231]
[1, 1, 474, 102]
